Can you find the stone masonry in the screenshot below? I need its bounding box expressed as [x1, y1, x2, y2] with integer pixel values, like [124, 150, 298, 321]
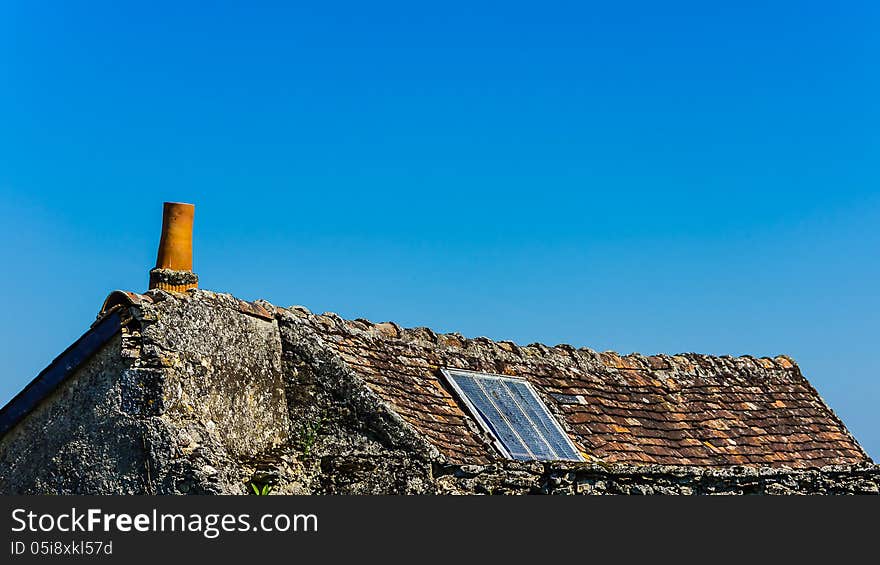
[0, 290, 876, 495]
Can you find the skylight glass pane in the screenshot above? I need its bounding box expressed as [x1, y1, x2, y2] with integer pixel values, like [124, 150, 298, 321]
[442, 369, 582, 462]
[492, 380, 555, 460]
[448, 373, 533, 460]
[505, 379, 580, 459]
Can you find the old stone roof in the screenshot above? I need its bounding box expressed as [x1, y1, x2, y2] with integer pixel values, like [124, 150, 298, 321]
[4, 289, 868, 471]
[283, 304, 869, 469]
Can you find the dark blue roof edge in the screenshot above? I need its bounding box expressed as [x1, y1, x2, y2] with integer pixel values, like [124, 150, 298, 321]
[0, 311, 122, 439]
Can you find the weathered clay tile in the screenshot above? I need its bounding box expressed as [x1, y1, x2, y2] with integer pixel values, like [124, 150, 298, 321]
[288, 306, 871, 469]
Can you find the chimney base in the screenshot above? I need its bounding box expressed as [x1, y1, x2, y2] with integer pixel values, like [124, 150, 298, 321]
[149, 268, 199, 292]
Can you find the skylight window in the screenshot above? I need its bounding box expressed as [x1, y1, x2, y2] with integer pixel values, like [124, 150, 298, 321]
[441, 369, 582, 462]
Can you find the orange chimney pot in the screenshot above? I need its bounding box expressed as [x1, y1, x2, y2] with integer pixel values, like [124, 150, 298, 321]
[149, 202, 199, 292]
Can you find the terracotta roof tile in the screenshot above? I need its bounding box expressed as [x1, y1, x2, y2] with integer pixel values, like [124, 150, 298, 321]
[292, 307, 871, 468]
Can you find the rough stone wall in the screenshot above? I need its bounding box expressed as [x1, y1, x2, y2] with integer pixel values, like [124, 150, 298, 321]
[269, 307, 439, 494]
[0, 290, 442, 495]
[0, 291, 290, 494]
[434, 461, 880, 495]
[116, 291, 290, 494]
[0, 335, 154, 494]
[130, 291, 288, 459]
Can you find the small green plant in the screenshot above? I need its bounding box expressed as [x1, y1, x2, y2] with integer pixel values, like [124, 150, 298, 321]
[248, 481, 273, 496]
[298, 414, 326, 456]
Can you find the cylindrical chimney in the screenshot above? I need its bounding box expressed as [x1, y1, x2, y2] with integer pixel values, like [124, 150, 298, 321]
[149, 202, 199, 292]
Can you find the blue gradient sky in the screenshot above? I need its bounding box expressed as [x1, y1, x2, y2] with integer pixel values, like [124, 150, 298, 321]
[1, 2, 877, 458]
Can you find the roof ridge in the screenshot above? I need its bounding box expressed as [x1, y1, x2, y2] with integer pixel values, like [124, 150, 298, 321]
[285, 304, 800, 373]
[96, 290, 801, 372]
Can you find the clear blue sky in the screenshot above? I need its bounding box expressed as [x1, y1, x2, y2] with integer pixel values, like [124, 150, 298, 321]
[1, 2, 877, 459]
